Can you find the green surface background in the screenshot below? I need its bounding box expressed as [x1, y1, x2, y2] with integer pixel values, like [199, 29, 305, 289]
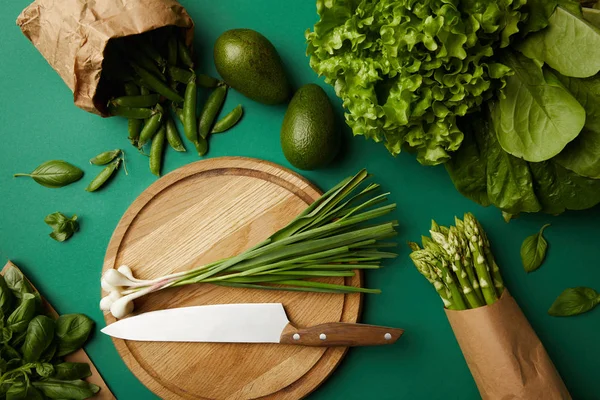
[1, 1, 599, 399]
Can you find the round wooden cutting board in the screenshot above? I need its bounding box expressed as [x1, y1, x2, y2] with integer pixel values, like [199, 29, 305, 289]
[102, 157, 363, 400]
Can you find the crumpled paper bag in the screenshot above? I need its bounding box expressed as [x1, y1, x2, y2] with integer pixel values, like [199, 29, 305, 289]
[16, 0, 193, 116]
[445, 290, 571, 400]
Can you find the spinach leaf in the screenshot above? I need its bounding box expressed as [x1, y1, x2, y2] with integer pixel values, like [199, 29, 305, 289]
[548, 287, 600, 316]
[32, 379, 99, 399]
[0, 276, 14, 315]
[446, 115, 491, 206]
[7, 294, 36, 333]
[52, 362, 91, 381]
[530, 160, 600, 214]
[22, 316, 55, 362]
[492, 53, 585, 162]
[35, 362, 55, 378]
[6, 382, 43, 400]
[55, 315, 94, 357]
[521, 224, 550, 272]
[13, 160, 83, 189]
[518, 7, 600, 78]
[553, 73, 600, 178]
[44, 212, 79, 242]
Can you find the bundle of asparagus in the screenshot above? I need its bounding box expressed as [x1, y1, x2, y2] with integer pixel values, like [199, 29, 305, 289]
[408, 213, 570, 400]
[409, 213, 504, 310]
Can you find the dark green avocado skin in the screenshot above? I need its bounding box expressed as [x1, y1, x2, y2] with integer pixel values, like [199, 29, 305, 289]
[214, 29, 291, 105]
[280, 83, 338, 170]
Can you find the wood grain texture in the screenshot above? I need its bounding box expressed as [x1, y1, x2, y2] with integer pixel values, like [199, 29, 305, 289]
[279, 323, 403, 347]
[101, 157, 363, 400]
[2, 261, 114, 400]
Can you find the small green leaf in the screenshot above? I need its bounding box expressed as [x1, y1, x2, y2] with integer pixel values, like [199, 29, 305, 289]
[55, 314, 94, 356]
[52, 362, 91, 380]
[13, 160, 83, 188]
[548, 287, 600, 316]
[35, 362, 55, 377]
[521, 224, 550, 273]
[22, 315, 55, 362]
[44, 212, 79, 242]
[7, 293, 36, 333]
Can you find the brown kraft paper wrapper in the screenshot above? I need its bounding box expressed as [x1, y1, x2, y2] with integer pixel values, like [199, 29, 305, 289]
[445, 290, 571, 400]
[16, 0, 194, 116]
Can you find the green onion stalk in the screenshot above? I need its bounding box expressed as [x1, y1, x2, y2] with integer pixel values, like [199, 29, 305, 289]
[101, 170, 398, 318]
[408, 213, 505, 311]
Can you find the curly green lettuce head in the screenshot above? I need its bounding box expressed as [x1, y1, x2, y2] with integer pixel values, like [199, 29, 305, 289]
[306, 0, 524, 165]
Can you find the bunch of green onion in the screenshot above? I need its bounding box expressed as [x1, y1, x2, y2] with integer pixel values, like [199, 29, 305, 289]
[101, 170, 398, 318]
[408, 213, 505, 310]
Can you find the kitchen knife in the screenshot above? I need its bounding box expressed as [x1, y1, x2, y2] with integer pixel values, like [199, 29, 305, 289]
[102, 303, 403, 347]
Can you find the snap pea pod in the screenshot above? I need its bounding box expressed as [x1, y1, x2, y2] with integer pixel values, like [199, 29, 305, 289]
[140, 38, 166, 68]
[138, 105, 164, 147]
[166, 114, 186, 152]
[108, 104, 153, 119]
[197, 74, 220, 88]
[90, 149, 121, 165]
[130, 63, 184, 103]
[194, 137, 208, 156]
[86, 159, 121, 192]
[124, 83, 143, 144]
[111, 94, 160, 108]
[177, 39, 194, 68]
[167, 34, 178, 66]
[173, 106, 184, 124]
[212, 105, 243, 133]
[199, 85, 228, 139]
[183, 73, 199, 145]
[168, 67, 220, 88]
[150, 124, 166, 177]
[128, 47, 164, 78]
[140, 85, 151, 96]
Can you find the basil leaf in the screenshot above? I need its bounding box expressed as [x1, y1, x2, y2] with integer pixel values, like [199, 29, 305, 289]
[33, 379, 99, 399]
[7, 293, 36, 333]
[2, 344, 21, 362]
[0, 276, 14, 315]
[39, 341, 56, 363]
[6, 382, 43, 400]
[22, 315, 55, 362]
[518, 7, 600, 78]
[521, 224, 551, 273]
[35, 362, 55, 378]
[44, 212, 79, 242]
[13, 160, 83, 189]
[52, 362, 91, 380]
[492, 53, 585, 162]
[548, 287, 600, 316]
[10, 330, 27, 347]
[1, 328, 12, 343]
[4, 267, 35, 300]
[55, 314, 94, 357]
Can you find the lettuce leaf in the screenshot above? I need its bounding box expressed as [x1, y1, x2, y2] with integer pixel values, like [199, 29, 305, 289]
[306, 0, 525, 165]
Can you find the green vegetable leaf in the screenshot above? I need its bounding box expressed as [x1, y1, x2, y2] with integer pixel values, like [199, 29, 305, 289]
[492, 53, 585, 162]
[52, 362, 91, 381]
[518, 6, 600, 78]
[32, 379, 99, 400]
[13, 160, 83, 188]
[44, 212, 79, 242]
[4, 267, 36, 300]
[0, 276, 14, 315]
[548, 287, 600, 316]
[22, 315, 55, 362]
[520, 224, 550, 272]
[55, 314, 94, 357]
[6, 382, 43, 400]
[583, 7, 600, 27]
[35, 362, 55, 378]
[1, 328, 12, 343]
[39, 341, 56, 363]
[520, 0, 559, 35]
[7, 293, 36, 333]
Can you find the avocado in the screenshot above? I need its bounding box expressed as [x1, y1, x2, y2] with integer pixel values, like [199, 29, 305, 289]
[214, 29, 290, 105]
[280, 84, 338, 170]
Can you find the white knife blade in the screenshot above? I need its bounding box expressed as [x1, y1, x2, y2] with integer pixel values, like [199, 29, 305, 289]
[102, 303, 404, 346]
[101, 303, 290, 343]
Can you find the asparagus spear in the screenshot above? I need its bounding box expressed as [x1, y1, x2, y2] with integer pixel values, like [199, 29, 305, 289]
[464, 213, 498, 305]
[454, 217, 484, 303]
[468, 213, 505, 294]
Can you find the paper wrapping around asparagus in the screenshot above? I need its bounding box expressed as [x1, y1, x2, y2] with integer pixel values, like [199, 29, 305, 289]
[16, 0, 193, 116]
[445, 290, 570, 400]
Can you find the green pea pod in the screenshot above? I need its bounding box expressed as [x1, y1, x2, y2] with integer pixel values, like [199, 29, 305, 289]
[89, 149, 121, 165]
[129, 46, 164, 78]
[111, 94, 160, 108]
[140, 38, 166, 68]
[177, 39, 194, 68]
[173, 106, 184, 124]
[197, 74, 220, 88]
[140, 85, 151, 96]
[166, 115, 186, 152]
[212, 105, 243, 133]
[167, 66, 193, 84]
[85, 159, 121, 192]
[199, 85, 228, 139]
[108, 104, 154, 119]
[124, 83, 143, 144]
[183, 74, 199, 144]
[194, 136, 208, 156]
[138, 106, 164, 147]
[150, 124, 166, 176]
[167, 34, 178, 66]
[131, 63, 184, 103]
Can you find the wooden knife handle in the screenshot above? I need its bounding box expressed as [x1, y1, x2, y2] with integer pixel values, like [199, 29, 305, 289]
[279, 322, 403, 347]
